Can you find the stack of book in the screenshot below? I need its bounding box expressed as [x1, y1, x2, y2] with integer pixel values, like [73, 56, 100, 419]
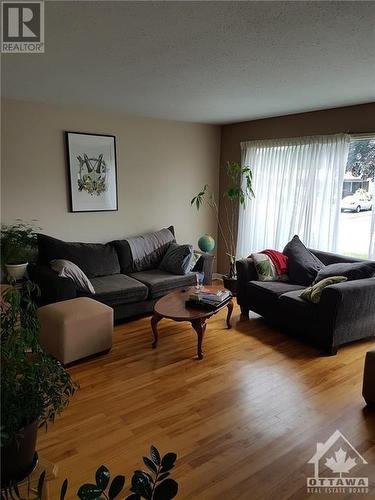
[186, 288, 232, 310]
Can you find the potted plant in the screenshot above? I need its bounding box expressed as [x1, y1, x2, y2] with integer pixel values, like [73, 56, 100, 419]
[0, 220, 40, 280]
[2, 445, 179, 499]
[191, 161, 254, 294]
[1, 281, 77, 487]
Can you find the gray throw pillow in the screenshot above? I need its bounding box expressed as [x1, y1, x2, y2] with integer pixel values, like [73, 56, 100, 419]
[314, 261, 375, 284]
[283, 235, 324, 286]
[50, 259, 95, 294]
[159, 243, 194, 275]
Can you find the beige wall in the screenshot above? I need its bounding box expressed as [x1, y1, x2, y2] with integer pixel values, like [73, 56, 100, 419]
[1, 99, 220, 257]
[218, 102, 375, 272]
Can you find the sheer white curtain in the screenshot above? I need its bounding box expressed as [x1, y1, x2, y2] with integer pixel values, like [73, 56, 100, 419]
[237, 134, 350, 257]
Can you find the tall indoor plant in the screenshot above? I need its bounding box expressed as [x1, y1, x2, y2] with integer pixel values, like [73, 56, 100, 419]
[0, 220, 39, 280]
[191, 161, 254, 288]
[1, 282, 77, 486]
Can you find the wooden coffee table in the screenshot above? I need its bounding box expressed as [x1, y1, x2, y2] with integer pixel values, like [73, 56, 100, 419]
[151, 286, 234, 360]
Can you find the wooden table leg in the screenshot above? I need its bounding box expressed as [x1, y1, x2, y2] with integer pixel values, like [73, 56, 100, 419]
[191, 318, 207, 360]
[226, 299, 234, 329]
[151, 313, 162, 348]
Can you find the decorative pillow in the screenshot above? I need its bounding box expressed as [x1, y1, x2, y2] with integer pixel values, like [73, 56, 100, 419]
[283, 235, 324, 286]
[314, 261, 375, 284]
[50, 259, 95, 294]
[300, 276, 347, 304]
[260, 249, 289, 280]
[250, 253, 275, 281]
[159, 243, 194, 275]
[38, 234, 120, 278]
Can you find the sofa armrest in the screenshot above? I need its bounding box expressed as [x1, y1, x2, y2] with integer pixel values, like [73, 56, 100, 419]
[236, 258, 258, 306]
[192, 253, 215, 285]
[28, 263, 77, 305]
[319, 278, 375, 350]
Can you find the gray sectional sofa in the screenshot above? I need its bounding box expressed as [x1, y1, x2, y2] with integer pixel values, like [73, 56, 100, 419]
[236, 249, 375, 355]
[29, 226, 214, 322]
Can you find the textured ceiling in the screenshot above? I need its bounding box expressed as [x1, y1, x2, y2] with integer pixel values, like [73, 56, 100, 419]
[2, 1, 375, 124]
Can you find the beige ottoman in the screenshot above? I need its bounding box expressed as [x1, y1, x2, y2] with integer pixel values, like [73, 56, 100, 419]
[363, 347, 375, 407]
[38, 297, 113, 365]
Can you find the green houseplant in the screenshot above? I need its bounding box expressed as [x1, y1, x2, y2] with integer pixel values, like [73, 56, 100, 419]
[2, 446, 178, 499]
[0, 282, 77, 486]
[191, 161, 254, 288]
[66, 447, 178, 500]
[0, 220, 40, 280]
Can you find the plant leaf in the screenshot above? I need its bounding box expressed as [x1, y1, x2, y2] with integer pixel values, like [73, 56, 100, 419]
[150, 445, 161, 466]
[143, 456, 157, 474]
[108, 475, 126, 499]
[77, 483, 103, 500]
[130, 471, 153, 499]
[95, 465, 110, 490]
[157, 472, 170, 482]
[153, 479, 178, 500]
[60, 478, 68, 500]
[160, 452, 177, 472]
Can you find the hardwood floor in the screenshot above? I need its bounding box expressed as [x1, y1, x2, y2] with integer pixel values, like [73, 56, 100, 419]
[38, 304, 375, 499]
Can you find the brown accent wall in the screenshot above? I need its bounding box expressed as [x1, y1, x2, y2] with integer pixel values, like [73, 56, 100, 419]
[218, 102, 375, 273]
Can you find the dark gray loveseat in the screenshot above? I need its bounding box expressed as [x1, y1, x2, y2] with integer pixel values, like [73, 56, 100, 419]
[29, 226, 214, 322]
[236, 249, 375, 355]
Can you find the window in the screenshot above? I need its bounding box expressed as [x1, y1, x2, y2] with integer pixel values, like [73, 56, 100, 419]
[338, 136, 375, 259]
[237, 134, 350, 256]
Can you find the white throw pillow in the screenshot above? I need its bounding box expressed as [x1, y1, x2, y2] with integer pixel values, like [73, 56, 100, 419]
[50, 259, 95, 294]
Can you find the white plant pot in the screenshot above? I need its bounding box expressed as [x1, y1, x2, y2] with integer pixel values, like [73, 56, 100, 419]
[5, 263, 28, 281]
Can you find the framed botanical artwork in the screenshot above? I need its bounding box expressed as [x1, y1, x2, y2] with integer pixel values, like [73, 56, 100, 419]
[65, 131, 118, 212]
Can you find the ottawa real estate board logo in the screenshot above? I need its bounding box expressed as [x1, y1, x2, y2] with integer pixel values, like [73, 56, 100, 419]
[1, 1, 44, 53]
[307, 430, 369, 495]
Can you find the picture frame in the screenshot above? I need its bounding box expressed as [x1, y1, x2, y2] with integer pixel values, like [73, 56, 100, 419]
[65, 131, 118, 212]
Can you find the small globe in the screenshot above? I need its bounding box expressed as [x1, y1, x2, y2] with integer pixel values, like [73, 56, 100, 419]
[198, 234, 215, 253]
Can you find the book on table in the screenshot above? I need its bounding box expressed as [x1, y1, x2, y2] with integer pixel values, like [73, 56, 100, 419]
[187, 288, 232, 309]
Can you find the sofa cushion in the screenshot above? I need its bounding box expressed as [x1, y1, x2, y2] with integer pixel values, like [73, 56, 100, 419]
[111, 226, 175, 273]
[314, 261, 375, 284]
[37, 234, 120, 278]
[283, 235, 324, 285]
[278, 290, 318, 324]
[89, 274, 148, 305]
[159, 243, 194, 275]
[129, 269, 196, 299]
[310, 249, 364, 265]
[110, 239, 133, 273]
[247, 280, 304, 315]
